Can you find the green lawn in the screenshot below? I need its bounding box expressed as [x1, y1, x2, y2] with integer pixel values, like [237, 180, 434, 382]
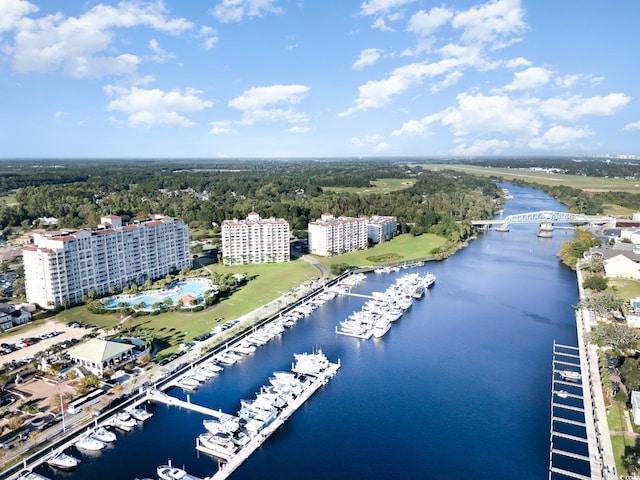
[607, 402, 628, 432]
[36, 234, 445, 355]
[0, 192, 18, 206]
[321, 178, 417, 195]
[424, 164, 640, 194]
[609, 278, 640, 303]
[314, 233, 448, 270]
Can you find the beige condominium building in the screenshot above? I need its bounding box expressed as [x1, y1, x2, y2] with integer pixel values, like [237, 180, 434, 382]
[22, 215, 191, 308]
[221, 212, 290, 265]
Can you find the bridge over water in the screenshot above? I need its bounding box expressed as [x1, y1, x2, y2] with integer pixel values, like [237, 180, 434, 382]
[471, 210, 614, 227]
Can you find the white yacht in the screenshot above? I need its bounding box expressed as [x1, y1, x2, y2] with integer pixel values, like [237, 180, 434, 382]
[17, 470, 51, 480]
[178, 376, 200, 390]
[127, 406, 153, 422]
[114, 411, 137, 429]
[560, 370, 581, 382]
[46, 450, 81, 470]
[75, 434, 105, 451]
[157, 462, 188, 480]
[90, 426, 117, 443]
[423, 273, 436, 289]
[372, 319, 391, 338]
[293, 349, 330, 376]
[197, 433, 237, 457]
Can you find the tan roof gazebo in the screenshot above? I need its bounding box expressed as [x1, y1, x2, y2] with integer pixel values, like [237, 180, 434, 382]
[68, 338, 135, 376]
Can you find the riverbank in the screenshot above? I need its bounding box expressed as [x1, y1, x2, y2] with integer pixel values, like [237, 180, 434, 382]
[575, 264, 617, 479]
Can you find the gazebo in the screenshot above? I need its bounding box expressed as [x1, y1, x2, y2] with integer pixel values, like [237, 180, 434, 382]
[68, 338, 135, 376]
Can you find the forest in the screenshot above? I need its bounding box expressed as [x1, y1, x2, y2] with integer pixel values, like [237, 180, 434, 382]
[0, 159, 503, 243]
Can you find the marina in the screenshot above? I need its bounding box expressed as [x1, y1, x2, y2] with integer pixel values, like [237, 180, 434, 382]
[6, 184, 585, 480]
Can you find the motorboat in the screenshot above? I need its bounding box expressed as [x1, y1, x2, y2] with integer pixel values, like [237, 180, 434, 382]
[90, 426, 117, 442]
[203, 414, 240, 434]
[556, 390, 569, 399]
[423, 273, 436, 288]
[190, 372, 208, 383]
[197, 433, 238, 457]
[127, 406, 153, 422]
[197, 367, 217, 379]
[293, 349, 330, 376]
[114, 411, 137, 429]
[178, 376, 200, 389]
[157, 462, 188, 480]
[560, 370, 581, 382]
[17, 470, 51, 480]
[203, 362, 224, 372]
[372, 319, 391, 338]
[46, 450, 81, 470]
[75, 434, 105, 451]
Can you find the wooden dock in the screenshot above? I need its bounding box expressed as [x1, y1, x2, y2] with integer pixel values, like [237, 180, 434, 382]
[208, 362, 340, 480]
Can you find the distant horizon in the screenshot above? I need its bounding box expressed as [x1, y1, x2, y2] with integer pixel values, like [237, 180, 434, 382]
[0, 154, 638, 162]
[1, 2, 638, 157]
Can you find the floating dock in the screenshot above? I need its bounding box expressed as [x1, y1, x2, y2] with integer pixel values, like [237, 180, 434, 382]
[207, 362, 340, 480]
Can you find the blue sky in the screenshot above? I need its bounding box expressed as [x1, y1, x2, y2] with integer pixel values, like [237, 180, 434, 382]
[1, 0, 638, 158]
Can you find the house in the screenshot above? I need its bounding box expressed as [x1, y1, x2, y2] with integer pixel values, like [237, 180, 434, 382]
[603, 254, 640, 280]
[67, 338, 135, 376]
[632, 391, 640, 424]
[0, 312, 12, 331]
[0, 304, 32, 330]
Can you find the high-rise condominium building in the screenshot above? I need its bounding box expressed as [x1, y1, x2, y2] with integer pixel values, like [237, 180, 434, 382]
[22, 215, 191, 308]
[307, 213, 369, 257]
[221, 212, 290, 265]
[364, 215, 398, 244]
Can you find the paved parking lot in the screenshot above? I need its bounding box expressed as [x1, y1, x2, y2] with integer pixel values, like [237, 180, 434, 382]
[0, 321, 97, 366]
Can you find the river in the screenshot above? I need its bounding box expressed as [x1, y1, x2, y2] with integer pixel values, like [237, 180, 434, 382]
[34, 183, 580, 480]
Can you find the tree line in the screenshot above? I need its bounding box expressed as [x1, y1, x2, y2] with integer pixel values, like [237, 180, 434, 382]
[0, 159, 502, 243]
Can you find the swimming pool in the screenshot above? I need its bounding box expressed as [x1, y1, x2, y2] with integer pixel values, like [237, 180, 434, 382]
[102, 278, 216, 310]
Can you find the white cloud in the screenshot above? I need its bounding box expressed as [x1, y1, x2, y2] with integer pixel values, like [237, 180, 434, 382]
[353, 48, 383, 70]
[349, 133, 389, 152]
[209, 120, 233, 134]
[11, 2, 192, 77]
[504, 66, 552, 91]
[505, 56, 531, 68]
[623, 121, 640, 131]
[54, 110, 68, 121]
[0, 0, 37, 33]
[197, 26, 218, 50]
[407, 6, 453, 37]
[538, 93, 630, 121]
[289, 125, 310, 134]
[210, 0, 282, 23]
[371, 17, 394, 32]
[148, 39, 176, 63]
[440, 92, 541, 137]
[228, 84, 309, 125]
[431, 70, 463, 93]
[451, 138, 510, 156]
[452, 0, 526, 48]
[555, 74, 580, 89]
[104, 84, 213, 127]
[360, 0, 416, 16]
[529, 125, 593, 149]
[392, 113, 441, 136]
[340, 60, 454, 115]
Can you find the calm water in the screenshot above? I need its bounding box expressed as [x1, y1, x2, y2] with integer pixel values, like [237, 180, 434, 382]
[37, 184, 579, 480]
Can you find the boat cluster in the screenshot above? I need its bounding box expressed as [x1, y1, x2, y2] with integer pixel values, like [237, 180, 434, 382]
[195, 350, 332, 462]
[177, 360, 225, 390]
[336, 272, 435, 340]
[40, 405, 153, 476]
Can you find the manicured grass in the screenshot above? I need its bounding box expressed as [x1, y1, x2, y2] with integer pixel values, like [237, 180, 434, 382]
[314, 233, 448, 270]
[425, 164, 640, 193]
[51, 259, 318, 353]
[609, 278, 640, 303]
[321, 178, 417, 195]
[610, 434, 632, 476]
[607, 402, 628, 432]
[46, 235, 445, 354]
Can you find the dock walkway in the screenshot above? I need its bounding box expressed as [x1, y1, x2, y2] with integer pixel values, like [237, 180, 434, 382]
[208, 362, 341, 480]
[146, 389, 228, 420]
